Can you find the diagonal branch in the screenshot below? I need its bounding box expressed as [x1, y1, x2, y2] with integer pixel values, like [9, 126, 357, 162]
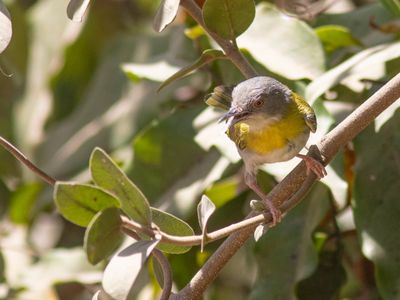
[0, 136, 56, 186]
[174, 73, 400, 299]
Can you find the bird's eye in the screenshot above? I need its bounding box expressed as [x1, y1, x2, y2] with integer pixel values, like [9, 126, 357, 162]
[253, 99, 263, 108]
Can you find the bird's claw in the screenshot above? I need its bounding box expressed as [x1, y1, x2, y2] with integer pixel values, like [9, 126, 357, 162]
[297, 154, 327, 179]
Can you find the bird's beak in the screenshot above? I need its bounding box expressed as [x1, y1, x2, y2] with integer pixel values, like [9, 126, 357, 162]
[219, 107, 239, 123]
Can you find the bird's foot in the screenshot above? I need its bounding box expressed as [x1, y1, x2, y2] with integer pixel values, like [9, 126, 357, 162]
[297, 154, 327, 179]
[250, 199, 282, 227]
[264, 199, 282, 226]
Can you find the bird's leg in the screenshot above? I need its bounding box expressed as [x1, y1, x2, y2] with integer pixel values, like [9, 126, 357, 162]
[245, 172, 282, 226]
[296, 154, 327, 179]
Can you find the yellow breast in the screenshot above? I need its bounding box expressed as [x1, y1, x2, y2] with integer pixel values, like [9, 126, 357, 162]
[229, 109, 307, 155]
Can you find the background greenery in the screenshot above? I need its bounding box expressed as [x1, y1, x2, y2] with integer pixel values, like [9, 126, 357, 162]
[0, 0, 399, 299]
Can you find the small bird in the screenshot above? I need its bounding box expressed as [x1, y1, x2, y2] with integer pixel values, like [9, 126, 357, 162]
[220, 76, 326, 225]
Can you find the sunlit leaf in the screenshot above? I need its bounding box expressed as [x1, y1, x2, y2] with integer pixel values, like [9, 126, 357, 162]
[90, 148, 152, 225]
[102, 240, 160, 300]
[153, 0, 180, 32]
[54, 182, 120, 227]
[158, 49, 226, 91]
[238, 3, 325, 80]
[0, 0, 12, 54]
[122, 60, 180, 82]
[184, 24, 206, 40]
[84, 207, 124, 265]
[315, 25, 362, 53]
[306, 42, 400, 103]
[203, 0, 255, 40]
[16, 248, 102, 299]
[67, 0, 91, 22]
[197, 195, 216, 251]
[353, 109, 400, 299]
[254, 224, 268, 242]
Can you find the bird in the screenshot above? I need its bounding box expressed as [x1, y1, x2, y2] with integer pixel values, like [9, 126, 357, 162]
[218, 76, 327, 226]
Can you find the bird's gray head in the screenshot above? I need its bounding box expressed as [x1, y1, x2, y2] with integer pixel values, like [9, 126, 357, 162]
[220, 76, 292, 122]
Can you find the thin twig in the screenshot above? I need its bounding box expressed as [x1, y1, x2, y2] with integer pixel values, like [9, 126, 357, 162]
[180, 0, 257, 78]
[0, 136, 56, 186]
[175, 73, 400, 299]
[152, 249, 173, 300]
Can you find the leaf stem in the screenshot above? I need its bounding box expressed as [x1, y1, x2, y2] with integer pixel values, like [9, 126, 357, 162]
[152, 249, 173, 300]
[0, 136, 56, 186]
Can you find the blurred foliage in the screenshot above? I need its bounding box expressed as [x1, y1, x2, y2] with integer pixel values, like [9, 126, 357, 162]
[0, 0, 399, 299]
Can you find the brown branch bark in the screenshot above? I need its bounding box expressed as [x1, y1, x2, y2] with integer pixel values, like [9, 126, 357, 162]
[0, 136, 56, 186]
[174, 73, 400, 299]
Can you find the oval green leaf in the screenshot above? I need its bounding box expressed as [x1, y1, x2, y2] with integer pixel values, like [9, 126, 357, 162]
[149, 208, 194, 254]
[158, 49, 226, 92]
[203, 0, 255, 40]
[90, 148, 152, 225]
[238, 3, 325, 80]
[54, 182, 120, 227]
[153, 0, 180, 32]
[84, 207, 124, 265]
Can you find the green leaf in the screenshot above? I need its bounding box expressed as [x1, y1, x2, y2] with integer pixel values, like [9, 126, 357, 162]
[102, 240, 160, 300]
[238, 3, 325, 80]
[66, 0, 92, 22]
[158, 49, 226, 92]
[9, 183, 42, 224]
[249, 183, 331, 300]
[128, 105, 206, 202]
[54, 182, 121, 227]
[84, 207, 124, 265]
[315, 25, 362, 53]
[0, 0, 12, 54]
[353, 108, 400, 299]
[90, 148, 152, 225]
[380, 0, 400, 17]
[197, 195, 216, 251]
[203, 0, 255, 40]
[316, 3, 395, 47]
[149, 208, 194, 254]
[153, 0, 180, 32]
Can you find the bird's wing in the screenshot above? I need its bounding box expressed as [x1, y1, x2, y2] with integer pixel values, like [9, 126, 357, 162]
[292, 93, 317, 133]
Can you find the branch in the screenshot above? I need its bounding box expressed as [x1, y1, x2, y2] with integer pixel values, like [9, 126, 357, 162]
[0, 136, 56, 186]
[180, 0, 257, 78]
[174, 73, 400, 299]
